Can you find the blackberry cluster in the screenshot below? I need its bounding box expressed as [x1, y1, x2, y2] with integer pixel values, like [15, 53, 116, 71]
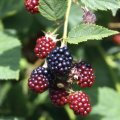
[26, 0, 96, 117]
[46, 47, 73, 77]
[34, 36, 56, 59]
[28, 67, 55, 93]
[69, 61, 95, 88]
[24, 0, 39, 14]
[82, 10, 96, 24]
[68, 91, 91, 116]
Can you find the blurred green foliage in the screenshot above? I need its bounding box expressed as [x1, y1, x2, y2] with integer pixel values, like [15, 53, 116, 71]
[0, 0, 120, 120]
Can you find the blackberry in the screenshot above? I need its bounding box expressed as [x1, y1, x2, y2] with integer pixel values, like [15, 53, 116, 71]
[82, 10, 96, 24]
[69, 61, 95, 87]
[68, 91, 91, 116]
[24, 0, 39, 14]
[49, 79, 69, 107]
[47, 47, 73, 77]
[34, 36, 56, 59]
[28, 67, 55, 93]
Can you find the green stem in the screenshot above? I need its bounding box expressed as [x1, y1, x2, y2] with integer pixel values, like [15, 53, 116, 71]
[0, 19, 4, 30]
[0, 10, 17, 19]
[97, 45, 120, 94]
[64, 105, 76, 120]
[72, 0, 85, 10]
[51, 23, 63, 35]
[62, 0, 72, 45]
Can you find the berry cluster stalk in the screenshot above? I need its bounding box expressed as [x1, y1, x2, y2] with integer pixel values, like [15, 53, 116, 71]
[62, 0, 72, 46]
[0, 19, 4, 30]
[72, 0, 85, 10]
[51, 23, 63, 35]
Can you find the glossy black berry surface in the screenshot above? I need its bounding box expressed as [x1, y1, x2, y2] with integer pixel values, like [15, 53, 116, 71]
[46, 47, 73, 77]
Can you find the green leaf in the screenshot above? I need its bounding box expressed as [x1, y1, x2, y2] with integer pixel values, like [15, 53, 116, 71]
[67, 24, 118, 44]
[0, 0, 24, 18]
[38, 0, 68, 21]
[84, 87, 120, 120]
[0, 30, 21, 80]
[111, 8, 118, 16]
[81, 0, 120, 11]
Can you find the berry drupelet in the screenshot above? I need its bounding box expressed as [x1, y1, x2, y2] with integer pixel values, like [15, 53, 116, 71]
[69, 61, 95, 88]
[46, 46, 73, 77]
[68, 91, 91, 116]
[28, 67, 55, 93]
[24, 0, 39, 14]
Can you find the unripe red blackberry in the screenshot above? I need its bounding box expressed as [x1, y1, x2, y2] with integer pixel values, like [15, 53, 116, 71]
[68, 91, 91, 116]
[24, 0, 39, 14]
[34, 31, 58, 59]
[82, 10, 96, 24]
[49, 79, 69, 107]
[69, 61, 95, 88]
[113, 34, 120, 45]
[47, 46, 73, 77]
[28, 67, 55, 93]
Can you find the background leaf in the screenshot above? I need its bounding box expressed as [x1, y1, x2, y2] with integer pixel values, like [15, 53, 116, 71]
[83, 87, 120, 120]
[81, 0, 120, 11]
[0, 30, 21, 80]
[111, 8, 118, 16]
[67, 24, 118, 44]
[0, 0, 24, 18]
[38, 0, 68, 21]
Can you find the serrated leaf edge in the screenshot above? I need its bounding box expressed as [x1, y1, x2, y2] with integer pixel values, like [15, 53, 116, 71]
[81, 0, 120, 11]
[67, 23, 119, 44]
[38, 0, 68, 21]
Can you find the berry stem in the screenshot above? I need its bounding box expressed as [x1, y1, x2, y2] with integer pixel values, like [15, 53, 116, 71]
[51, 23, 63, 35]
[62, 0, 72, 45]
[109, 52, 120, 60]
[0, 19, 4, 30]
[64, 105, 76, 120]
[97, 45, 120, 94]
[72, 0, 85, 11]
[42, 59, 48, 68]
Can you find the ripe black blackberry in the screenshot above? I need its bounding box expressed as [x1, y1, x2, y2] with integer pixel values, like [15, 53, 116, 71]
[28, 67, 55, 93]
[69, 61, 95, 88]
[46, 47, 73, 77]
[24, 0, 39, 14]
